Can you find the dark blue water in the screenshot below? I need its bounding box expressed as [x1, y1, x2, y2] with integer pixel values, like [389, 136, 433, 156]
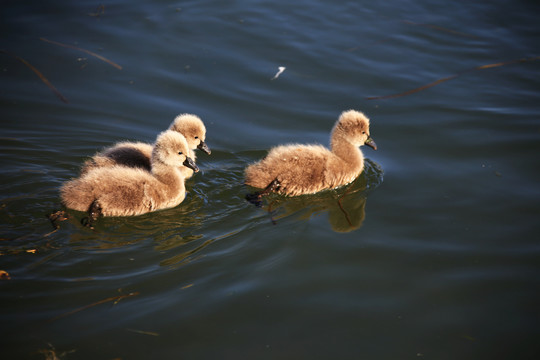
[2, 0, 540, 359]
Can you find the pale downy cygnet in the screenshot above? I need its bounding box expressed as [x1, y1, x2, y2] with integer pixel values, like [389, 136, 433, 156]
[244, 110, 377, 200]
[80, 113, 210, 178]
[61, 130, 199, 226]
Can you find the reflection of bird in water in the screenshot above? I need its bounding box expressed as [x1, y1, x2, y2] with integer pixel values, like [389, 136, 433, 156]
[261, 173, 371, 233]
[55, 195, 206, 254]
[330, 190, 366, 233]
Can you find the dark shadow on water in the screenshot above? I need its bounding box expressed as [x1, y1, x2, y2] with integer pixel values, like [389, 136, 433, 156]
[267, 189, 368, 233]
[51, 150, 252, 268]
[247, 159, 383, 233]
[45, 191, 206, 253]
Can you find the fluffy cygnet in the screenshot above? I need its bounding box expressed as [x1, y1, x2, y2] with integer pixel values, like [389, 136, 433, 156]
[244, 110, 377, 199]
[61, 130, 199, 225]
[80, 113, 210, 178]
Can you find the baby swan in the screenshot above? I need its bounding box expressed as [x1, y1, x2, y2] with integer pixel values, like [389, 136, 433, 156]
[244, 110, 377, 201]
[61, 130, 199, 227]
[80, 113, 210, 178]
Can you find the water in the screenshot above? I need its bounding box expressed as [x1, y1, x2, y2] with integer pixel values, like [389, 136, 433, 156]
[2, 0, 540, 358]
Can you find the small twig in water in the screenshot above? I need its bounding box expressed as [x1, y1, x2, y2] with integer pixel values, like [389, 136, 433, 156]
[367, 56, 540, 100]
[88, 4, 105, 17]
[401, 20, 479, 39]
[1, 50, 69, 103]
[127, 328, 160, 336]
[51, 291, 140, 321]
[40, 37, 122, 70]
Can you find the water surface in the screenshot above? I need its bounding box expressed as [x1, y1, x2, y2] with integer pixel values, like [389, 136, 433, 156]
[1, 0, 540, 359]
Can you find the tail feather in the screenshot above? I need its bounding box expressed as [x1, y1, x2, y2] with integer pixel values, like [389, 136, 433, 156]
[60, 179, 95, 212]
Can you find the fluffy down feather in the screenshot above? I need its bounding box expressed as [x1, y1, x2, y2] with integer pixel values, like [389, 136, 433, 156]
[244, 110, 376, 196]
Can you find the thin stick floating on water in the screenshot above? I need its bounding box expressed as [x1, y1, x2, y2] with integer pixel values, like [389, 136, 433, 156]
[367, 56, 540, 100]
[1, 50, 69, 103]
[40, 37, 123, 70]
[127, 328, 160, 336]
[50, 291, 139, 321]
[88, 4, 105, 17]
[402, 20, 479, 39]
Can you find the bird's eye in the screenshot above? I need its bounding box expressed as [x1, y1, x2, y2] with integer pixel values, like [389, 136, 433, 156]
[178, 151, 183, 155]
[195, 136, 199, 139]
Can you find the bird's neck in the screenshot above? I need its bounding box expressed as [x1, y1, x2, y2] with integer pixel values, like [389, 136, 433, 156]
[151, 161, 184, 190]
[330, 134, 363, 166]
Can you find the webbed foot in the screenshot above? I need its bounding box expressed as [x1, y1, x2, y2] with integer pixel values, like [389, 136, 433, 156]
[245, 192, 263, 207]
[47, 210, 68, 231]
[245, 178, 281, 207]
[81, 200, 102, 229]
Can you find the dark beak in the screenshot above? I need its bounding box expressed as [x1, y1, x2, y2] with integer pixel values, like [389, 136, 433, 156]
[365, 136, 377, 150]
[197, 141, 211, 155]
[183, 157, 199, 172]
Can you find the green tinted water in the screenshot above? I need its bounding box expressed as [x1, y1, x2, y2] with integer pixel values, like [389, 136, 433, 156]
[2, 0, 540, 359]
